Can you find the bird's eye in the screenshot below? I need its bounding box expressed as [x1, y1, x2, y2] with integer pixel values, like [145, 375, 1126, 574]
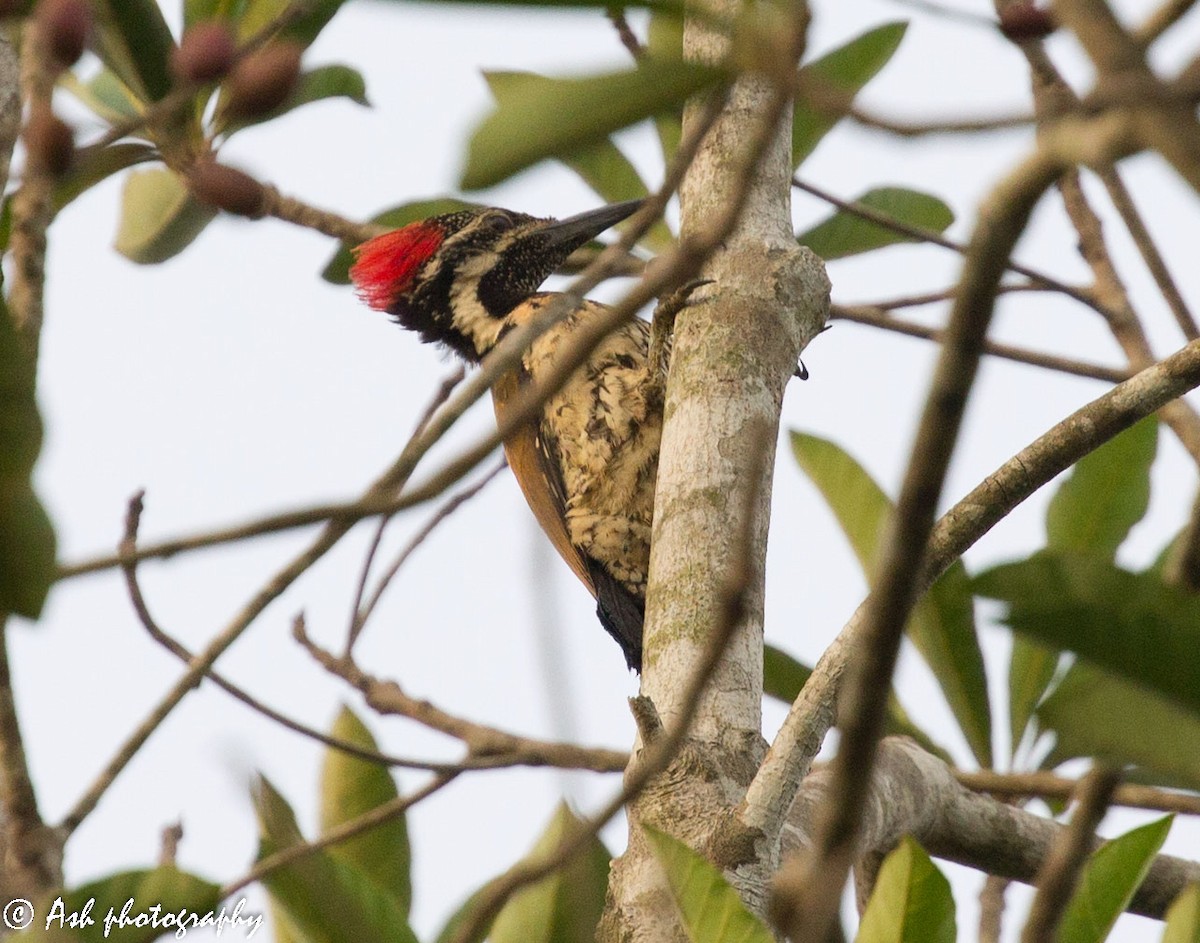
[484, 210, 517, 232]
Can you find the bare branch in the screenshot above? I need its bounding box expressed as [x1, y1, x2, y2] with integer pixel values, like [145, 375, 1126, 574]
[1099, 172, 1198, 341]
[1134, 0, 1197, 48]
[1020, 766, 1122, 943]
[780, 740, 1198, 922]
[259, 182, 381, 244]
[347, 458, 505, 652]
[607, 7, 644, 60]
[295, 617, 628, 773]
[979, 875, 1010, 943]
[158, 822, 183, 868]
[832, 304, 1131, 383]
[794, 176, 1107, 315]
[221, 773, 457, 899]
[957, 769, 1200, 816]
[118, 492, 550, 774]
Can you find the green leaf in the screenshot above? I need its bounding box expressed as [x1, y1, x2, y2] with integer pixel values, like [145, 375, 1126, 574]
[254, 776, 419, 943]
[0, 489, 57, 619]
[1163, 884, 1200, 943]
[790, 431, 992, 765]
[797, 187, 954, 260]
[320, 706, 411, 916]
[462, 57, 724, 191]
[647, 12, 684, 166]
[237, 0, 350, 48]
[1058, 816, 1173, 943]
[763, 644, 953, 763]
[763, 643, 812, 703]
[322, 197, 480, 284]
[483, 71, 672, 252]
[219, 64, 370, 136]
[114, 168, 217, 265]
[975, 552, 1200, 716]
[91, 0, 177, 102]
[185, 0, 222, 28]
[433, 889, 489, 943]
[1040, 663, 1200, 791]
[794, 22, 907, 167]
[490, 803, 611, 943]
[644, 826, 774, 943]
[47, 867, 222, 943]
[60, 69, 144, 125]
[1008, 636, 1060, 760]
[56, 143, 159, 211]
[855, 837, 955, 943]
[1046, 417, 1157, 558]
[0, 296, 56, 619]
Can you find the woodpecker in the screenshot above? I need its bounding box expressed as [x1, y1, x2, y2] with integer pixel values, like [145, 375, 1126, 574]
[350, 200, 659, 671]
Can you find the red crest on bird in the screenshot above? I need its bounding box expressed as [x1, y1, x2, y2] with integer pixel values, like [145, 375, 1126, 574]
[350, 222, 446, 311]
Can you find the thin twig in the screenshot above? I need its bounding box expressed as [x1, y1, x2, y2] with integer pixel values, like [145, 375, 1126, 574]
[607, 7, 644, 59]
[58, 490, 454, 580]
[259, 183, 380, 244]
[957, 769, 1200, 816]
[866, 285, 1037, 311]
[158, 821, 183, 867]
[296, 618, 628, 772]
[348, 458, 507, 651]
[887, 0, 997, 27]
[979, 875, 1010, 943]
[794, 176, 1107, 315]
[1099, 171, 1198, 341]
[221, 772, 457, 898]
[1020, 765, 1122, 943]
[845, 104, 1035, 136]
[1134, 0, 1198, 48]
[832, 304, 1131, 383]
[346, 367, 472, 652]
[118, 491, 591, 774]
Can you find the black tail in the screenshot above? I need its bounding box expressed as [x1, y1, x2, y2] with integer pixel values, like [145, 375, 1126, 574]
[590, 564, 644, 672]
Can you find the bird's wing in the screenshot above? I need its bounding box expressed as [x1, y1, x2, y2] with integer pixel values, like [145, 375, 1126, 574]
[492, 369, 596, 596]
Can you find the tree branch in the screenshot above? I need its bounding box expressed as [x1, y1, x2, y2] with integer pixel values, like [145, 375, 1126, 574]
[781, 740, 1198, 922]
[832, 304, 1131, 383]
[956, 769, 1200, 815]
[294, 617, 628, 773]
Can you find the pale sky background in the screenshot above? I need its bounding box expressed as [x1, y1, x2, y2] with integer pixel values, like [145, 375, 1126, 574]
[12, 0, 1200, 939]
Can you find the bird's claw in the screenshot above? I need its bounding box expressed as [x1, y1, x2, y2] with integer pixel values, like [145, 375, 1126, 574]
[654, 278, 715, 321]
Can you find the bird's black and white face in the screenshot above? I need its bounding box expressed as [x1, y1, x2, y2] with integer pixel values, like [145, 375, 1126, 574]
[350, 201, 642, 361]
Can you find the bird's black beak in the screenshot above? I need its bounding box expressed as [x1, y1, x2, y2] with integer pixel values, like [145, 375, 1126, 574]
[537, 199, 644, 252]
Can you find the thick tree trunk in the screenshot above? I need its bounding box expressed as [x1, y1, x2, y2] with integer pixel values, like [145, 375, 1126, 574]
[598, 5, 829, 937]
